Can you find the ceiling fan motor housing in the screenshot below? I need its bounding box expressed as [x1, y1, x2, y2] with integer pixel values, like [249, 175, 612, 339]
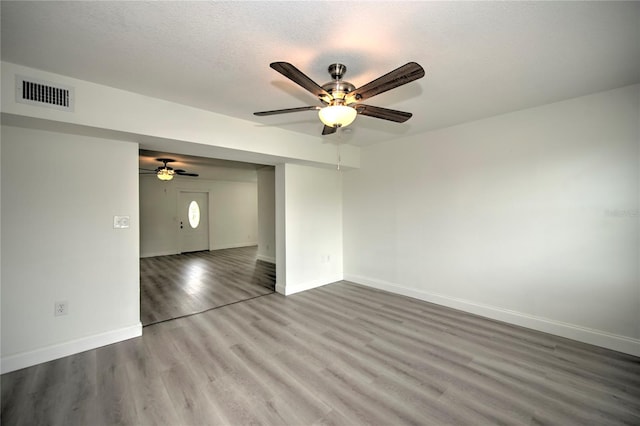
[321, 64, 355, 105]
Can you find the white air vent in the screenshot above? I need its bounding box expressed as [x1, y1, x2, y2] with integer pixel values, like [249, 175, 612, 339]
[16, 76, 74, 112]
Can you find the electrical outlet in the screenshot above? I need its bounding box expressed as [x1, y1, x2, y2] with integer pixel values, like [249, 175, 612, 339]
[54, 301, 68, 316]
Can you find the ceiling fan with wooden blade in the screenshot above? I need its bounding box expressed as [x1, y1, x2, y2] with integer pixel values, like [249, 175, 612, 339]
[253, 61, 425, 135]
[139, 158, 199, 181]
[254, 106, 321, 116]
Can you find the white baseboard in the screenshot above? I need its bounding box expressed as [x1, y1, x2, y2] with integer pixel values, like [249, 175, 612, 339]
[140, 250, 178, 258]
[345, 274, 640, 357]
[1, 323, 142, 374]
[257, 254, 276, 264]
[210, 242, 257, 250]
[141, 244, 259, 257]
[282, 275, 343, 296]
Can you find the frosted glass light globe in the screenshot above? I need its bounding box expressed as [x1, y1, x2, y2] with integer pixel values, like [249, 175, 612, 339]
[318, 105, 357, 128]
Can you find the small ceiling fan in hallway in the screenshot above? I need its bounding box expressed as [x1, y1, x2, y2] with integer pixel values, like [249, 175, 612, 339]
[254, 61, 425, 135]
[139, 158, 199, 181]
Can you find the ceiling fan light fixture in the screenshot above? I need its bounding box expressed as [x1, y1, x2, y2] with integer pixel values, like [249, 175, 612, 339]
[318, 105, 357, 128]
[157, 168, 175, 181]
[254, 61, 425, 135]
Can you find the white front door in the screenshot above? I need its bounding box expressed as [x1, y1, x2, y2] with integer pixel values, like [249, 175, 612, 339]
[178, 191, 209, 253]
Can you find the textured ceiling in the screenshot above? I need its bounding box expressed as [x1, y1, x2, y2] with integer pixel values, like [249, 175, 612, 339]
[2, 1, 639, 148]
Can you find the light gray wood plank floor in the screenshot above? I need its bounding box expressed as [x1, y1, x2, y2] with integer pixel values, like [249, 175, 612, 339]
[140, 246, 275, 325]
[2, 281, 639, 425]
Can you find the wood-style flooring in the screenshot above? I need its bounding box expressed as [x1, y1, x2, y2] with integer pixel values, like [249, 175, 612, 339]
[2, 281, 639, 425]
[140, 246, 275, 325]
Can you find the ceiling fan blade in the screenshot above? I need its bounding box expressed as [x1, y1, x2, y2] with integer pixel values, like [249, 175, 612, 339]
[355, 104, 413, 123]
[176, 171, 199, 177]
[346, 62, 425, 103]
[322, 125, 337, 135]
[254, 106, 321, 116]
[270, 62, 331, 100]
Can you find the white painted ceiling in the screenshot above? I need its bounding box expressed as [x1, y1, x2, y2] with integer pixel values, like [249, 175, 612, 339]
[2, 1, 639, 148]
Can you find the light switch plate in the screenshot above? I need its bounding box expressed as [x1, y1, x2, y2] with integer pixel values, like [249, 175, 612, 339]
[113, 215, 130, 229]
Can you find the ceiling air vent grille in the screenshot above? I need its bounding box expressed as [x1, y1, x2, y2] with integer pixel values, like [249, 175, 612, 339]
[16, 76, 74, 112]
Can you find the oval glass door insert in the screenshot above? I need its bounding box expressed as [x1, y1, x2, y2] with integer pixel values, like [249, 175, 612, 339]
[188, 200, 200, 228]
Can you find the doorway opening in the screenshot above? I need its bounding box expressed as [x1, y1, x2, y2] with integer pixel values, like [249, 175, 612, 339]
[139, 150, 276, 326]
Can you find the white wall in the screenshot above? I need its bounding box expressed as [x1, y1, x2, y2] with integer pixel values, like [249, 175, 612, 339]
[0, 61, 353, 372]
[278, 163, 343, 295]
[257, 167, 276, 263]
[1, 125, 141, 373]
[343, 84, 640, 356]
[140, 173, 258, 257]
[1, 61, 360, 169]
